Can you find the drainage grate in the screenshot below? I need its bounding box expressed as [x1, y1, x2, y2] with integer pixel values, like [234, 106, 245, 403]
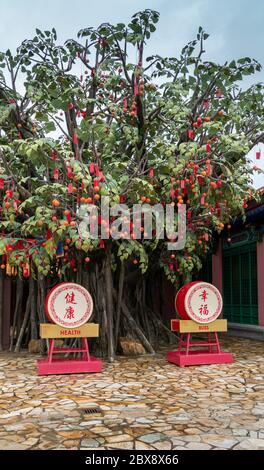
[82, 406, 101, 415]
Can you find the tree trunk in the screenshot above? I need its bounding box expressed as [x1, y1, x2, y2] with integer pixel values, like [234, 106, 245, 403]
[115, 261, 125, 348]
[0, 270, 3, 351]
[30, 279, 38, 340]
[14, 285, 32, 352]
[105, 244, 115, 362]
[10, 278, 23, 351]
[121, 302, 155, 354]
[37, 274, 48, 353]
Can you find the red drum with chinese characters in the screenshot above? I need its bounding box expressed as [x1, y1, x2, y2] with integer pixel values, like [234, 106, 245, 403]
[45, 282, 93, 328]
[175, 281, 223, 324]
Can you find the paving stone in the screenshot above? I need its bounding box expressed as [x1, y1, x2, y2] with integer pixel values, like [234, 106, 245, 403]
[139, 433, 167, 443]
[0, 440, 29, 450]
[201, 434, 238, 449]
[80, 438, 100, 448]
[0, 338, 264, 450]
[106, 434, 133, 443]
[153, 440, 172, 450]
[135, 441, 155, 450]
[233, 438, 264, 450]
[107, 442, 134, 449]
[186, 442, 212, 450]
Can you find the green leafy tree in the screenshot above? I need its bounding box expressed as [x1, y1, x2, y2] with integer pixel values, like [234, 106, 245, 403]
[0, 10, 263, 357]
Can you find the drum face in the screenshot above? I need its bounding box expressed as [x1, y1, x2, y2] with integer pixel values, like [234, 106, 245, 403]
[175, 281, 222, 324]
[45, 282, 93, 328]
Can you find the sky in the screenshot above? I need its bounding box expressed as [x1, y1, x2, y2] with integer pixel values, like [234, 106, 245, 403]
[0, 0, 263, 187]
[0, 0, 263, 76]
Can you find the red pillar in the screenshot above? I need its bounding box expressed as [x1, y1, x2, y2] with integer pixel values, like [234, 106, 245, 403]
[212, 239, 223, 294]
[257, 240, 264, 326]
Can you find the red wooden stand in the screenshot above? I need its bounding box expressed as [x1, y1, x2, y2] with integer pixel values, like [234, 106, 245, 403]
[37, 323, 102, 376]
[167, 320, 233, 367]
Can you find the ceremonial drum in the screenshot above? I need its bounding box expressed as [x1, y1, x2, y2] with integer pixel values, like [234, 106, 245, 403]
[175, 281, 223, 324]
[45, 282, 93, 328]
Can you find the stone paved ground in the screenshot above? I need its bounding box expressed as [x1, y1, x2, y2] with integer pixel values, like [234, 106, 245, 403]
[0, 338, 264, 450]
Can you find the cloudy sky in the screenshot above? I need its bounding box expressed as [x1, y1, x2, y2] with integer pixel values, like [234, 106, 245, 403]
[0, 0, 263, 76]
[0, 0, 263, 187]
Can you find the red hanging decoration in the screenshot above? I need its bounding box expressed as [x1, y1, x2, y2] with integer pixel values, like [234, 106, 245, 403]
[169, 264, 174, 271]
[81, 182, 85, 191]
[133, 76, 138, 96]
[73, 132, 78, 145]
[89, 162, 95, 174]
[66, 212, 72, 223]
[54, 168, 59, 180]
[68, 183, 73, 194]
[256, 150, 261, 160]
[100, 240, 105, 249]
[46, 229, 52, 240]
[169, 189, 175, 199]
[188, 129, 195, 140]
[148, 168, 154, 178]
[23, 263, 30, 278]
[99, 172, 105, 182]
[201, 195, 205, 205]
[215, 88, 222, 97]
[206, 143, 211, 154]
[6, 190, 13, 199]
[93, 180, 99, 190]
[0, 179, 4, 189]
[180, 180, 185, 189]
[119, 194, 126, 203]
[67, 165, 73, 179]
[95, 165, 100, 178]
[123, 98, 127, 112]
[52, 150, 57, 161]
[199, 176, 204, 186]
[70, 259, 76, 269]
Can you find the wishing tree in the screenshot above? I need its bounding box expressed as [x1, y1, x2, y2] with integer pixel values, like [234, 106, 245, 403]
[0, 10, 263, 358]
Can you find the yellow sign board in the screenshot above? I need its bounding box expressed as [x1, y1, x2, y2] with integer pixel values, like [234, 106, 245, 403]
[171, 319, 227, 333]
[39, 323, 99, 339]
